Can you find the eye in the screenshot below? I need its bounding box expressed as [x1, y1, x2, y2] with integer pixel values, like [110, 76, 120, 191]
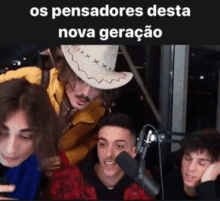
[0, 131, 8, 137]
[20, 134, 33, 140]
[98, 142, 106, 148]
[199, 162, 206, 166]
[117, 144, 125, 149]
[199, 161, 210, 166]
[184, 155, 192, 161]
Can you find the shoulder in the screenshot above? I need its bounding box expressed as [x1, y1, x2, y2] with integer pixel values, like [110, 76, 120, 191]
[0, 66, 42, 84]
[73, 100, 105, 125]
[124, 182, 153, 200]
[48, 165, 96, 199]
[196, 178, 220, 200]
[49, 165, 82, 194]
[51, 165, 81, 180]
[86, 100, 106, 123]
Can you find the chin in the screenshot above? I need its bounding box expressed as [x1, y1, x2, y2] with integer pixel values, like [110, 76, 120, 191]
[77, 105, 88, 110]
[104, 169, 117, 177]
[183, 180, 197, 188]
[0, 155, 24, 168]
[71, 102, 88, 110]
[1, 160, 20, 168]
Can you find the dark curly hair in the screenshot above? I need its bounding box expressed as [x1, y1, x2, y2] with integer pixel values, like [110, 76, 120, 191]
[180, 128, 220, 162]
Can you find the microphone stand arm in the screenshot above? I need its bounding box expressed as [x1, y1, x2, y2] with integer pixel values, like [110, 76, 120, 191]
[136, 125, 154, 178]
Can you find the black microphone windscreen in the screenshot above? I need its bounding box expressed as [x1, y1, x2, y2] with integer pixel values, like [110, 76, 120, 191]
[115, 151, 161, 197]
[115, 151, 138, 178]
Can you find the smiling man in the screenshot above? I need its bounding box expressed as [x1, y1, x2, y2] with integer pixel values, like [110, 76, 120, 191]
[160, 129, 220, 200]
[47, 113, 152, 200]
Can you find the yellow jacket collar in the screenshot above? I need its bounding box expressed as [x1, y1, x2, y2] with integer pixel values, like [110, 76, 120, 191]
[72, 99, 104, 125]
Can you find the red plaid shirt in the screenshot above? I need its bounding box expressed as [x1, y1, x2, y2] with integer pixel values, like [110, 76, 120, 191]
[48, 165, 153, 200]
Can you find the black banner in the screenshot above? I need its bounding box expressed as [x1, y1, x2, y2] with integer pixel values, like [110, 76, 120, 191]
[0, 1, 219, 44]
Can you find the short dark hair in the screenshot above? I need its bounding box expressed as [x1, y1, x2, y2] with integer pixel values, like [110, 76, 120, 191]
[0, 78, 61, 162]
[180, 128, 220, 162]
[98, 113, 137, 145]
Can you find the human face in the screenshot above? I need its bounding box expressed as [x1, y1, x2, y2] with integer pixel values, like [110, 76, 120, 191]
[97, 126, 136, 179]
[181, 149, 212, 188]
[0, 110, 34, 168]
[66, 75, 100, 110]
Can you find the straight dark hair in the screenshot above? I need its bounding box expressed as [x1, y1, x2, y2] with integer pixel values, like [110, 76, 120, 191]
[98, 113, 138, 145]
[0, 78, 61, 163]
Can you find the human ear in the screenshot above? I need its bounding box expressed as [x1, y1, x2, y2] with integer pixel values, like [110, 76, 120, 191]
[131, 146, 137, 158]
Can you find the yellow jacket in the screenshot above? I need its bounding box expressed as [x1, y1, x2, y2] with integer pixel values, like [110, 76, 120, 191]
[0, 67, 105, 165]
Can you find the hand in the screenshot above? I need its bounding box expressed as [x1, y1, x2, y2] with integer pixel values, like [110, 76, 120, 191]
[0, 184, 16, 200]
[201, 162, 220, 182]
[42, 156, 61, 177]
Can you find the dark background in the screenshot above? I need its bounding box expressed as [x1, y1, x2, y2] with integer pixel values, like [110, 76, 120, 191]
[0, 45, 219, 132]
[0, 1, 220, 44]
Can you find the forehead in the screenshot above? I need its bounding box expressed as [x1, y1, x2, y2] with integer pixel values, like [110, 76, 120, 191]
[184, 149, 212, 160]
[2, 110, 29, 130]
[98, 126, 132, 142]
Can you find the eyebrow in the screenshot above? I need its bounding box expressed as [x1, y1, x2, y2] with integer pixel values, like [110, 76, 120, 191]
[98, 138, 126, 143]
[0, 124, 33, 133]
[199, 158, 211, 162]
[184, 153, 211, 162]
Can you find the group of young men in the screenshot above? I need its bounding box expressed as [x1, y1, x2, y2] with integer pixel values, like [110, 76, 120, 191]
[0, 44, 220, 200]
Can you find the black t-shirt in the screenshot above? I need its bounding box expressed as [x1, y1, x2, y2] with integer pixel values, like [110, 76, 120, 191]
[156, 169, 196, 200]
[157, 169, 220, 200]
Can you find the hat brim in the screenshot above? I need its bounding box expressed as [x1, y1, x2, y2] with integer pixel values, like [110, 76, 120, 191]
[61, 45, 133, 90]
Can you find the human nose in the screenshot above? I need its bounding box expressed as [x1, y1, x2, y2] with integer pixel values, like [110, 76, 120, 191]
[82, 84, 93, 97]
[106, 145, 114, 158]
[188, 161, 197, 172]
[5, 137, 17, 155]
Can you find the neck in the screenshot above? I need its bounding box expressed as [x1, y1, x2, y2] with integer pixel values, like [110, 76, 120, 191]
[184, 185, 196, 197]
[94, 163, 124, 188]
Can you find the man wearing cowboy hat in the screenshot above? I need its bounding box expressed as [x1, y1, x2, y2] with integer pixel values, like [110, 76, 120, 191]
[0, 45, 133, 174]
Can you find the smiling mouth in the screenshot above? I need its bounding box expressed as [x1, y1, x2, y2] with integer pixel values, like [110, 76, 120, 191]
[105, 161, 115, 165]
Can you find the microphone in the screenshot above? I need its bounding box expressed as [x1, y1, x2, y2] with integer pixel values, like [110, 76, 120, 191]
[0, 177, 10, 198]
[115, 151, 160, 197]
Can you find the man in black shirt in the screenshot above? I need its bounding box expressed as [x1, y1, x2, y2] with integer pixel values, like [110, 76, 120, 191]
[160, 129, 220, 200]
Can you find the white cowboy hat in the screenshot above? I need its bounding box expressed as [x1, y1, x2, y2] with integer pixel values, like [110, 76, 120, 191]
[61, 45, 133, 90]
